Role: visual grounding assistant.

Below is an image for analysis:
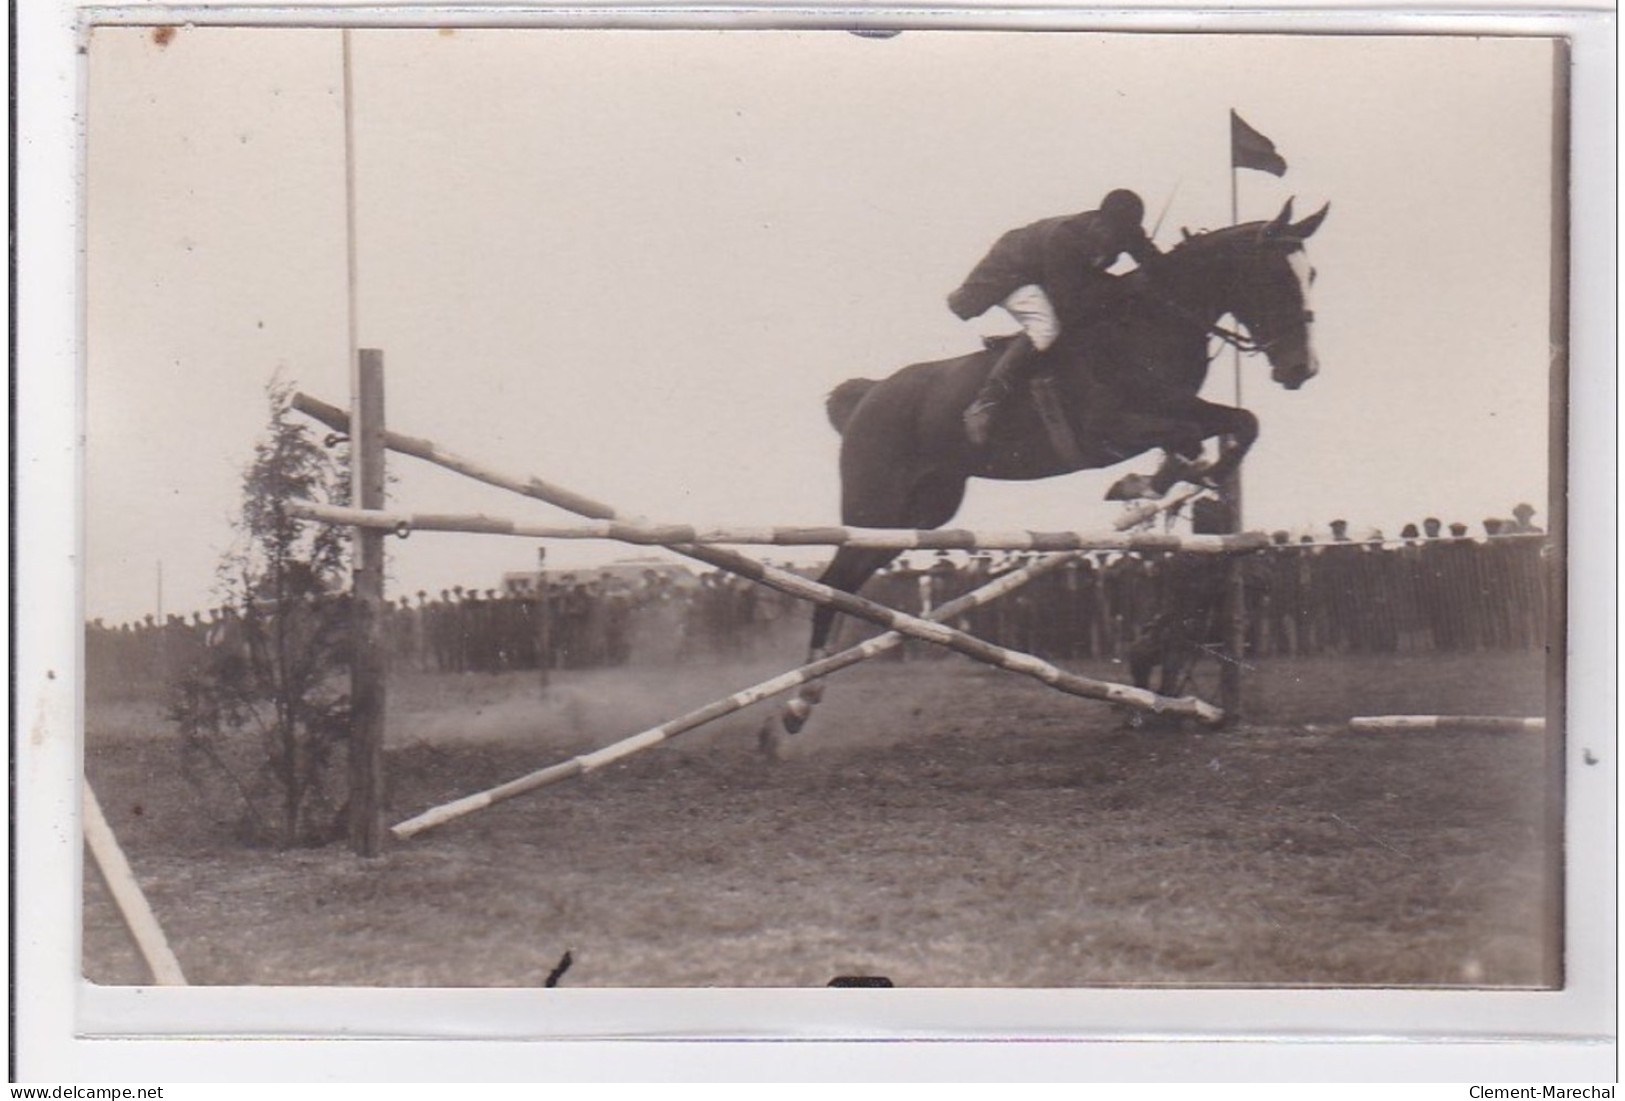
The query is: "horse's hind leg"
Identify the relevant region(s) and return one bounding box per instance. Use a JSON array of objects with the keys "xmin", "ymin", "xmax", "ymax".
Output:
[
  {"xmin": 770, "ymin": 471, "xmax": 968, "ymax": 743},
  {"xmin": 809, "ymin": 546, "xmax": 902, "ymax": 653},
  {"xmin": 772, "ymin": 546, "xmax": 899, "ymax": 738}
]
